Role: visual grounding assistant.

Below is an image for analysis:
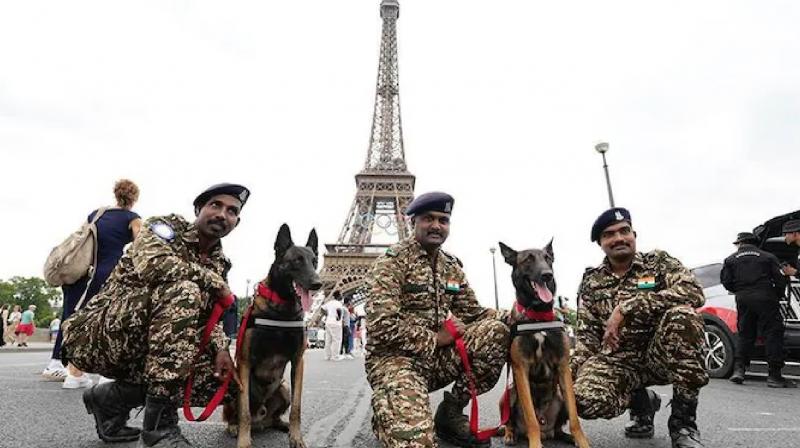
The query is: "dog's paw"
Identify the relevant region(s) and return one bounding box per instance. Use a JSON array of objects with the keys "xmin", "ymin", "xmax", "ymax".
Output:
[
  {"xmin": 288, "ymin": 433, "xmax": 306, "ymax": 448},
  {"xmin": 225, "ymin": 424, "xmax": 239, "ymax": 437},
  {"xmin": 236, "ymin": 435, "xmax": 253, "ymax": 448},
  {"xmin": 502, "ymin": 426, "xmax": 517, "ymax": 446}
]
